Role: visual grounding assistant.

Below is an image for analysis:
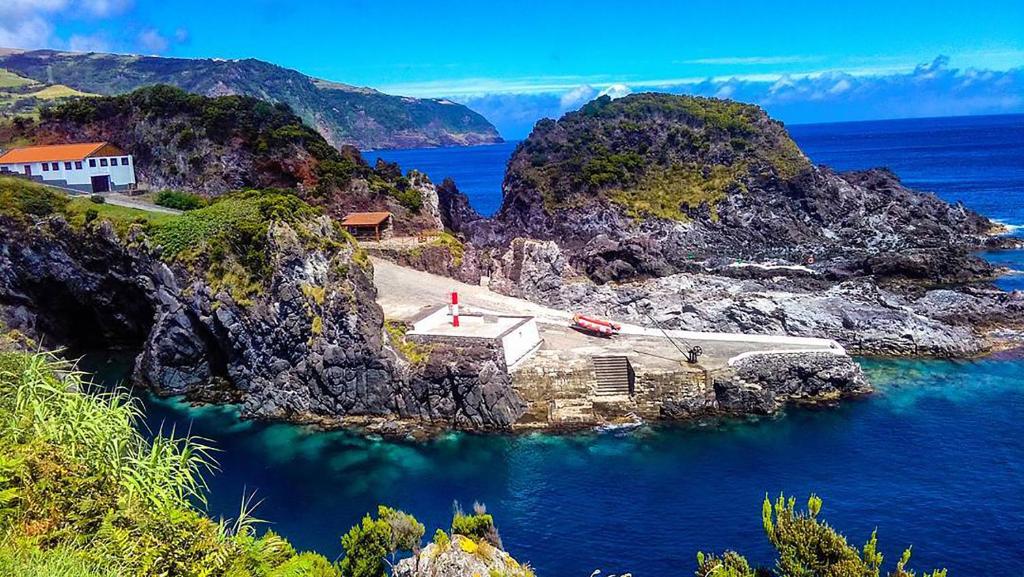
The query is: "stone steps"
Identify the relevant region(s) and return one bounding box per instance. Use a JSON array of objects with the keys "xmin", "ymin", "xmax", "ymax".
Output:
[{"xmin": 592, "ymin": 355, "xmax": 633, "ymax": 396}]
